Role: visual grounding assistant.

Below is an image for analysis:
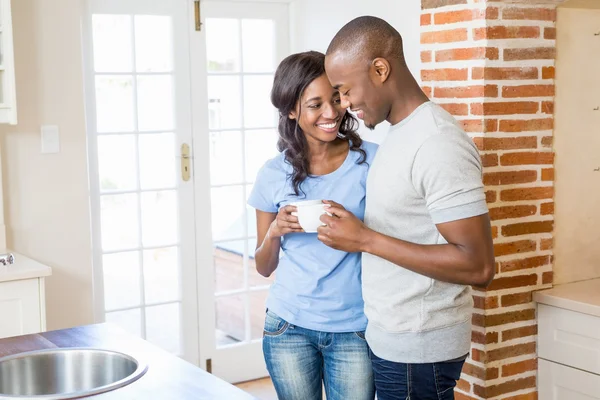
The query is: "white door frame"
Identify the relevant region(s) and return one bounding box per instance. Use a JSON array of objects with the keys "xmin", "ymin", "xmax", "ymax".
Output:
[
  {"xmin": 190, "ymin": 0, "xmax": 290, "ymax": 382},
  {"xmin": 83, "ymin": 0, "xmax": 200, "ymax": 365}
]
